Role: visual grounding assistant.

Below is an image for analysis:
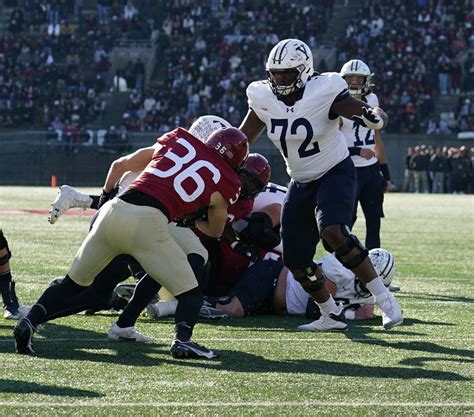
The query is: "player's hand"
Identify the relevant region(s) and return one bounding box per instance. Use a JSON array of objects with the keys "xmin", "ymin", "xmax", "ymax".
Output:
[
  {"xmin": 384, "ymin": 180, "xmax": 393, "ymax": 193},
  {"xmin": 98, "ymin": 189, "xmax": 113, "ymax": 209},
  {"xmin": 231, "ymin": 241, "xmax": 259, "ymax": 262},
  {"xmin": 359, "ymin": 148, "xmax": 375, "ymax": 160},
  {"xmin": 352, "ymin": 106, "xmax": 384, "ymax": 130}
]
